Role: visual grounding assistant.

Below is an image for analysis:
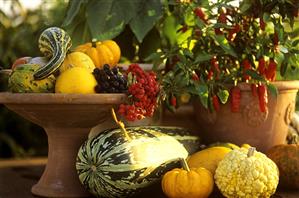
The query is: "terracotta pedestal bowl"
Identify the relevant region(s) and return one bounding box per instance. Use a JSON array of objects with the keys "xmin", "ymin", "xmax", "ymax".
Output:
[{"xmin": 0, "ymin": 93, "xmax": 126, "ymax": 197}]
